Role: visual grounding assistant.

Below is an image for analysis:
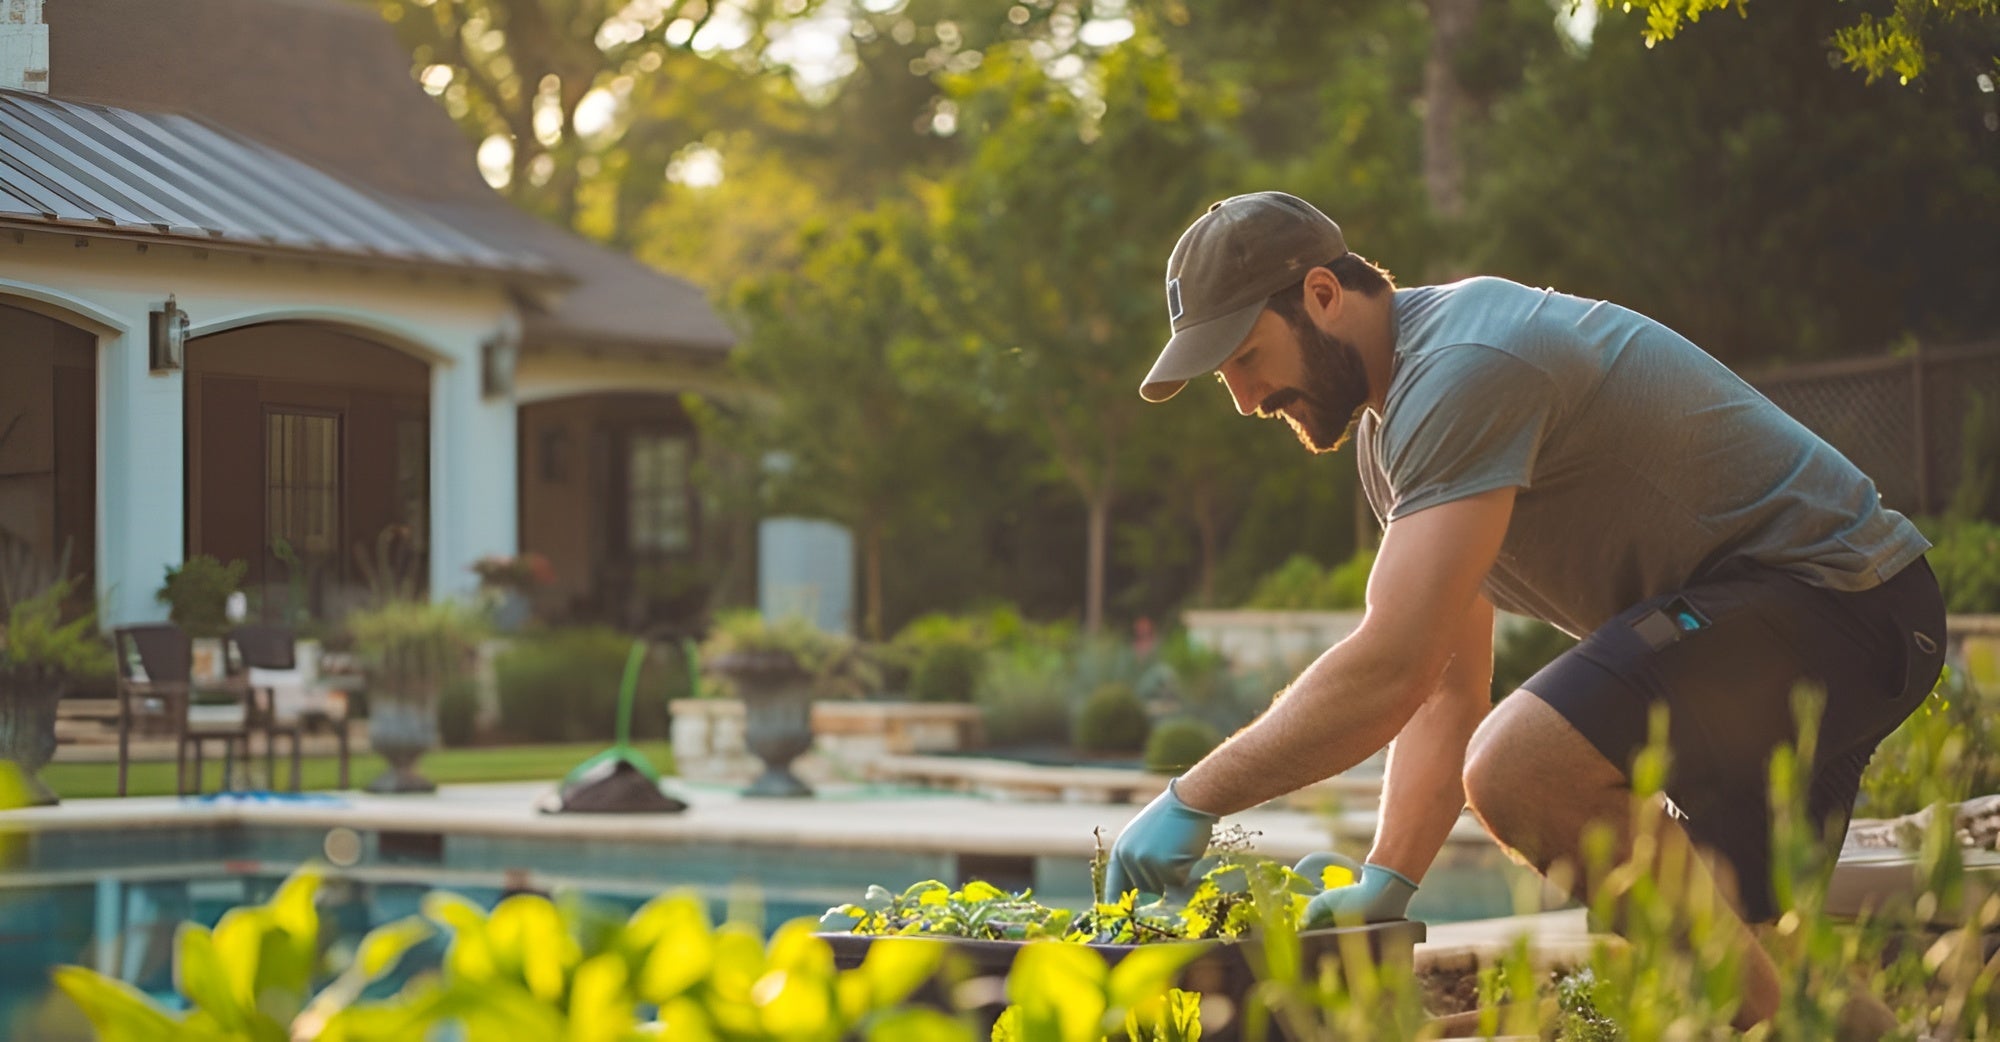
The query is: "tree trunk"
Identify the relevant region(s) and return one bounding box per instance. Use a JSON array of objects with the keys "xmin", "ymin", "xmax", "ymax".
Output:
[
  {"xmin": 1085, "ymin": 489, "xmax": 1111, "ymax": 636},
  {"xmin": 862, "ymin": 521, "xmax": 885, "ymax": 643},
  {"xmin": 1421, "ymin": 0, "xmax": 1481, "ymax": 222},
  {"xmin": 1191, "ymin": 486, "xmax": 1220, "ymax": 608}
]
